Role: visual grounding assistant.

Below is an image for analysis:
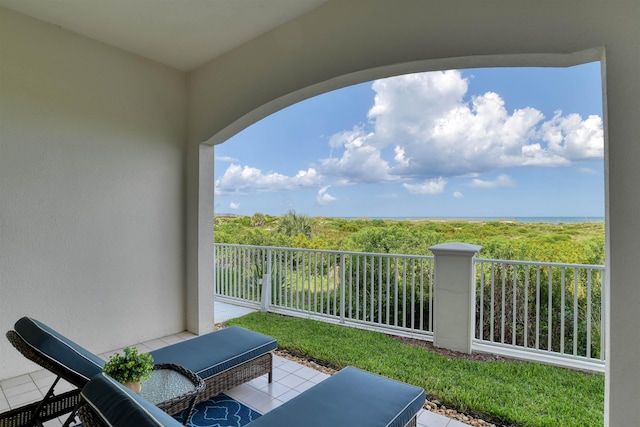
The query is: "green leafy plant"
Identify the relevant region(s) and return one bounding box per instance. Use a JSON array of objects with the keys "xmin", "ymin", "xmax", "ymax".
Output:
[{"xmin": 103, "ymin": 346, "xmax": 154, "ymax": 384}]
